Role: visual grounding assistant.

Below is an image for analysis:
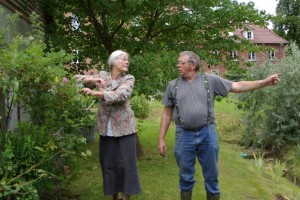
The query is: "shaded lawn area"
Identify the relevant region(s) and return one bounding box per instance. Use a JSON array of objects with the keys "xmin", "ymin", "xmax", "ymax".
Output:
[{"xmin": 63, "ymin": 100, "xmax": 300, "ymax": 200}]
